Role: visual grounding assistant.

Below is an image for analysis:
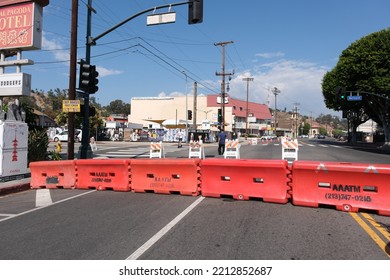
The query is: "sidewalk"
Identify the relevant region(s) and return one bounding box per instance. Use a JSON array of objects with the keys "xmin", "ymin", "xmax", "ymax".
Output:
[{"xmin": 0, "ymin": 176, "xmax": 31, "ymax": 196}]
